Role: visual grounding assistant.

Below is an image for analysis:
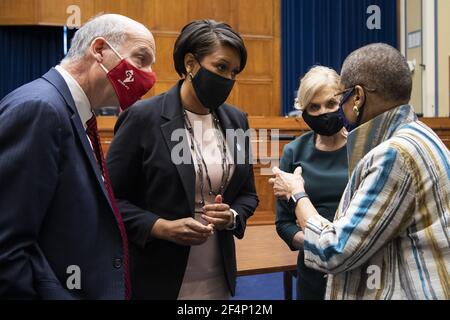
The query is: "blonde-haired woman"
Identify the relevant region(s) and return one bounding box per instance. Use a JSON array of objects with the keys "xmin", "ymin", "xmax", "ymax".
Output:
[{"xmin": 275, "ymin": 66, "xmax": 348, "ymax": 300}]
